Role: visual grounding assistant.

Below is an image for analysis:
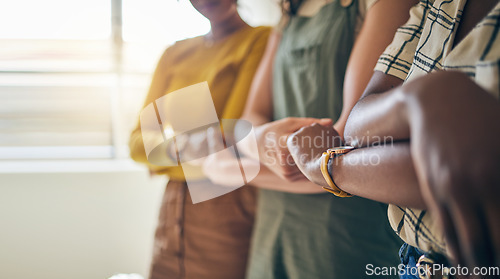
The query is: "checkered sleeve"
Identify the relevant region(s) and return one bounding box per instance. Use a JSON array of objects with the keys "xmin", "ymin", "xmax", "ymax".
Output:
[
  {"xmin": 374, "ymin": 0, "xmax": 433, "ymax": 80},
  {"xmin": 388, "ymin": 205, "xmax": 447, "ymax": 254}
]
